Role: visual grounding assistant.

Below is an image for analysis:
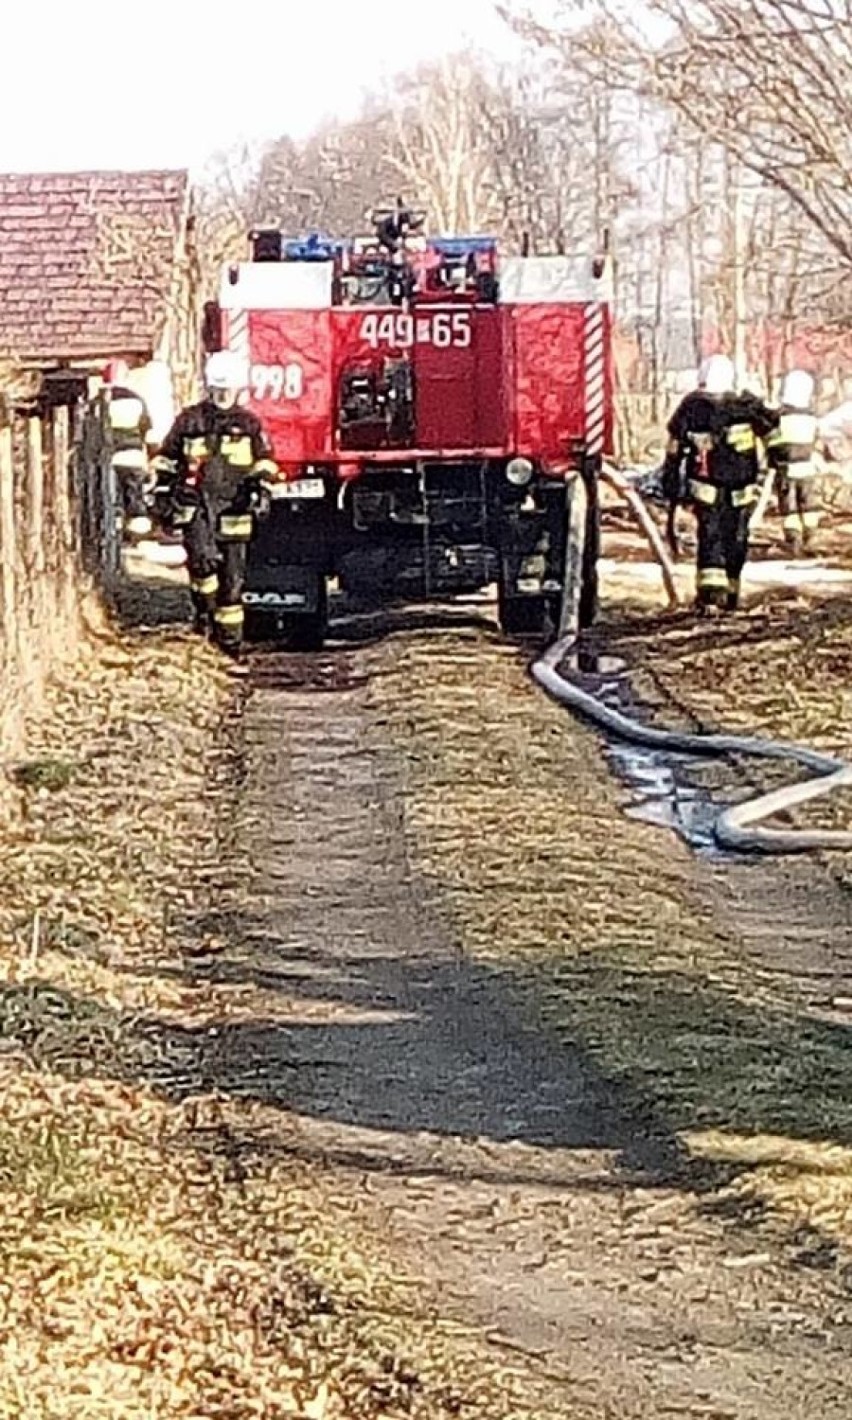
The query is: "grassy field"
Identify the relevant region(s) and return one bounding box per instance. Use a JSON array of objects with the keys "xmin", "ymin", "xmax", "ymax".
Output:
[
  {"xmin": 371, "ymin": 619, "xmax": 852, "ymax": 1257},
  {"xmin": 1, "ymin": 572, "xmax": 851, "ymax": 1414},
  {"xmin": 0, "ymin": 617, "xmax": 532, "ymax": 1419}
]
